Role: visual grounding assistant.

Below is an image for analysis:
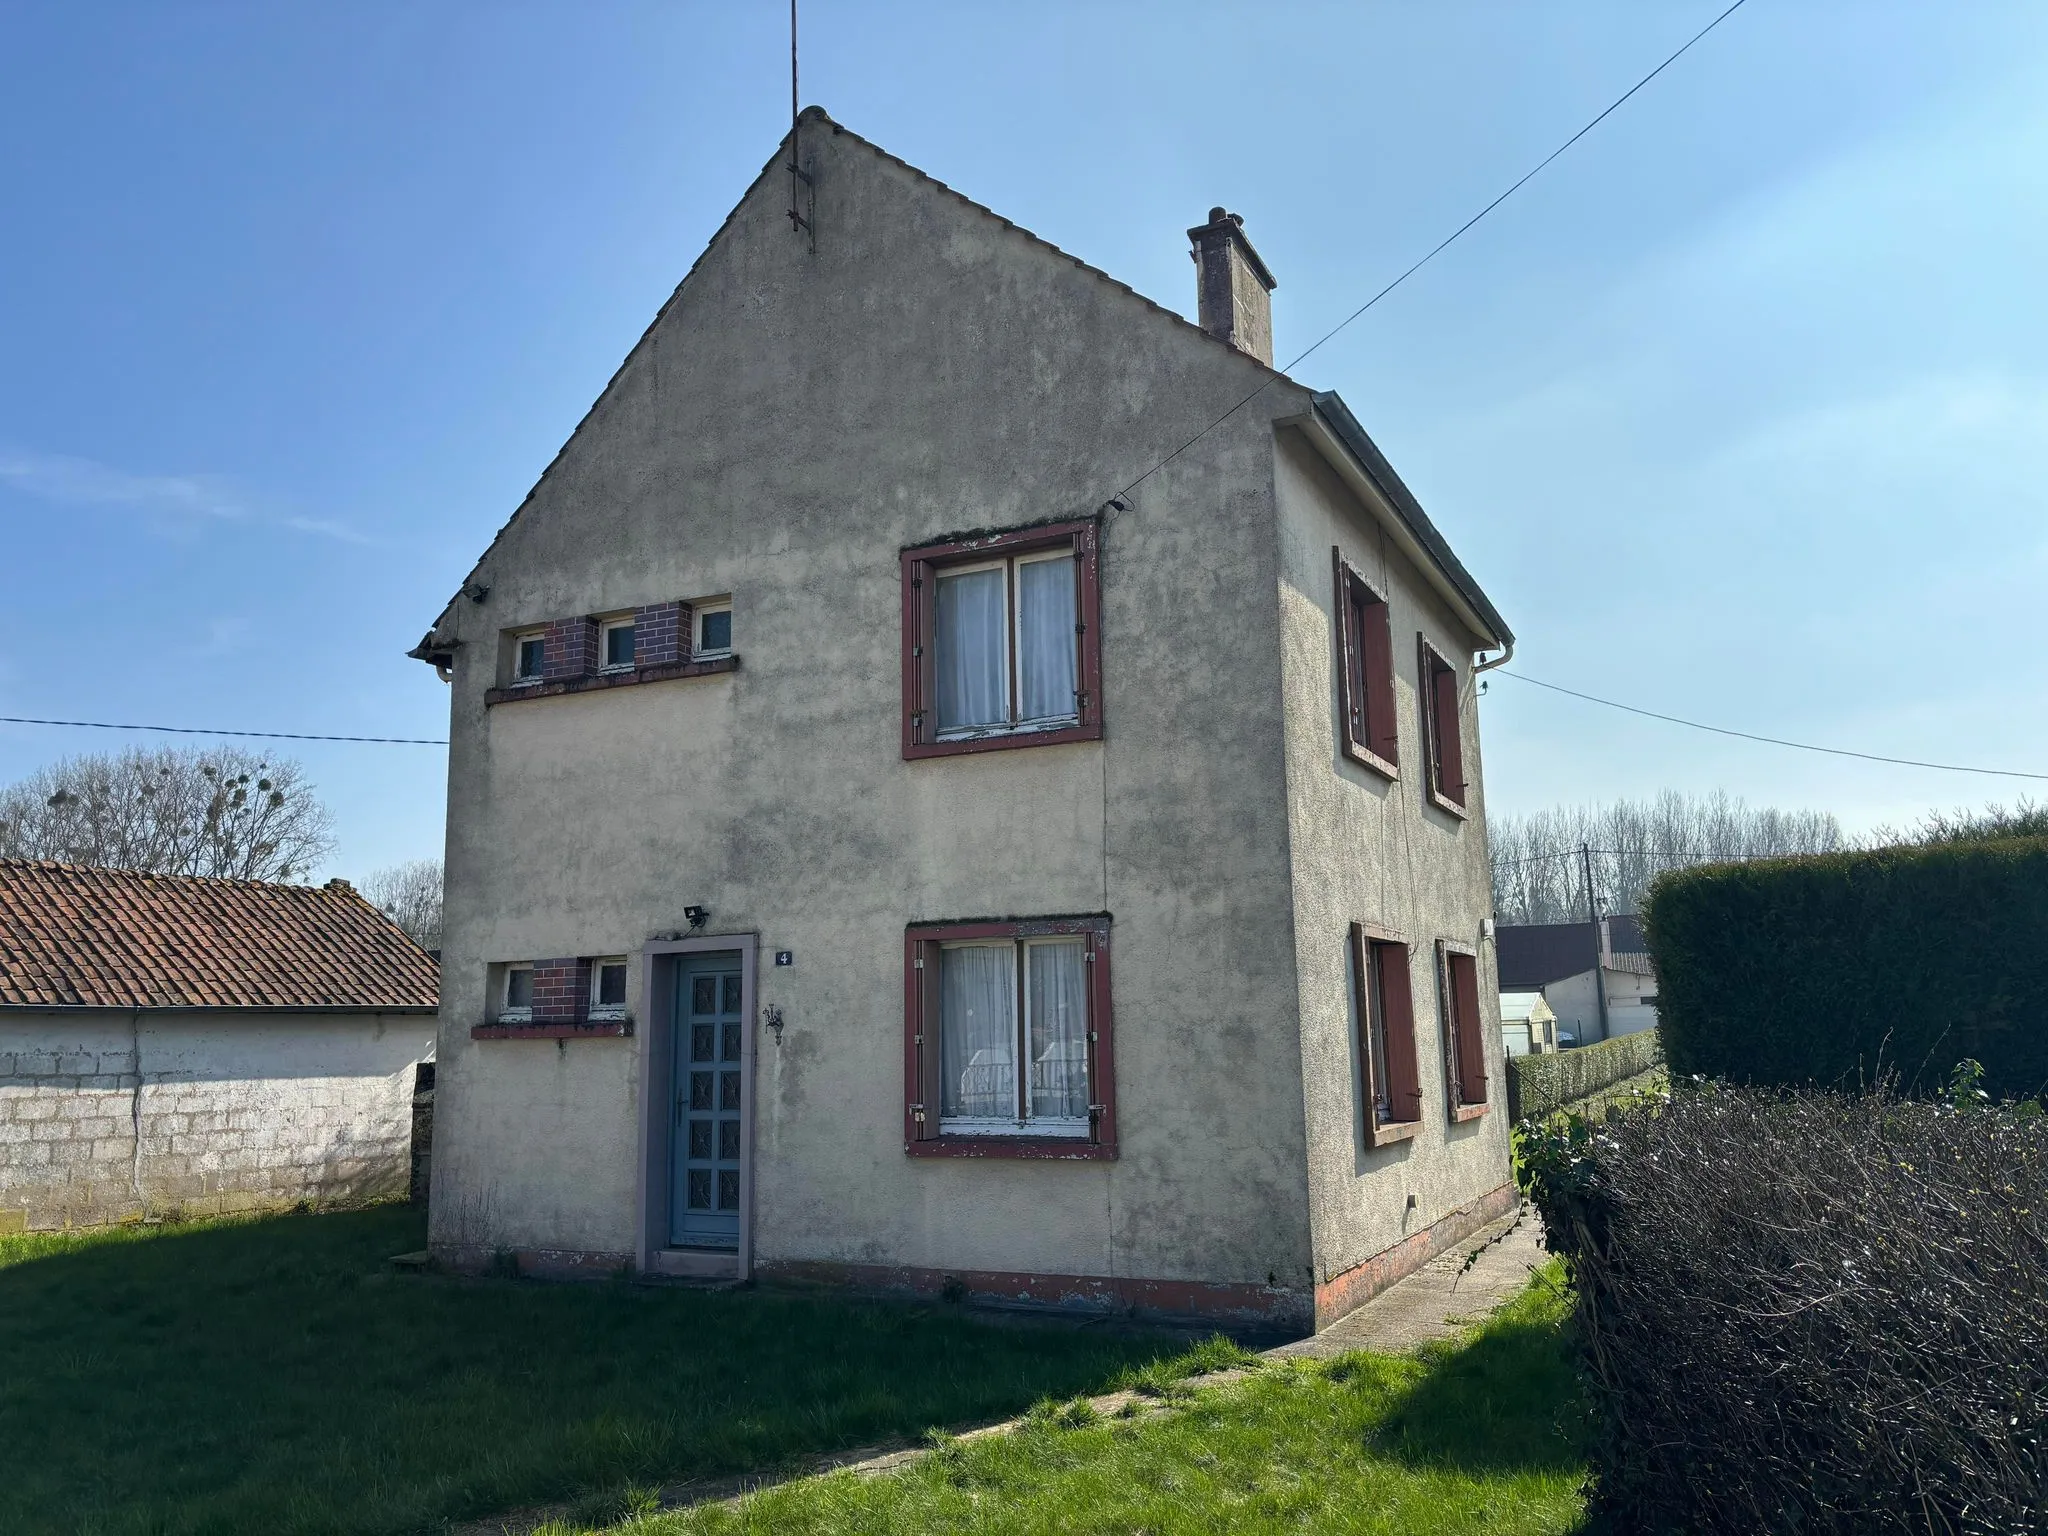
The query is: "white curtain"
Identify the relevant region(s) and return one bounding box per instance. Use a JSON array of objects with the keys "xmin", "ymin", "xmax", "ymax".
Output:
[
  {"xmin": 935, "ymin": 567, "xmax": 1007, "ymax": 732},
  {"xmin": 941, "ymin": 944, "xmax": 1015, "ymax": 1120},
  {"xmin": 1026, "ymin": 940, "xmax": 1089, "ymax": 1122},
  {"xmin": 1016, "ymin": 555, "xmax": 1078, "ymax": 724}
]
